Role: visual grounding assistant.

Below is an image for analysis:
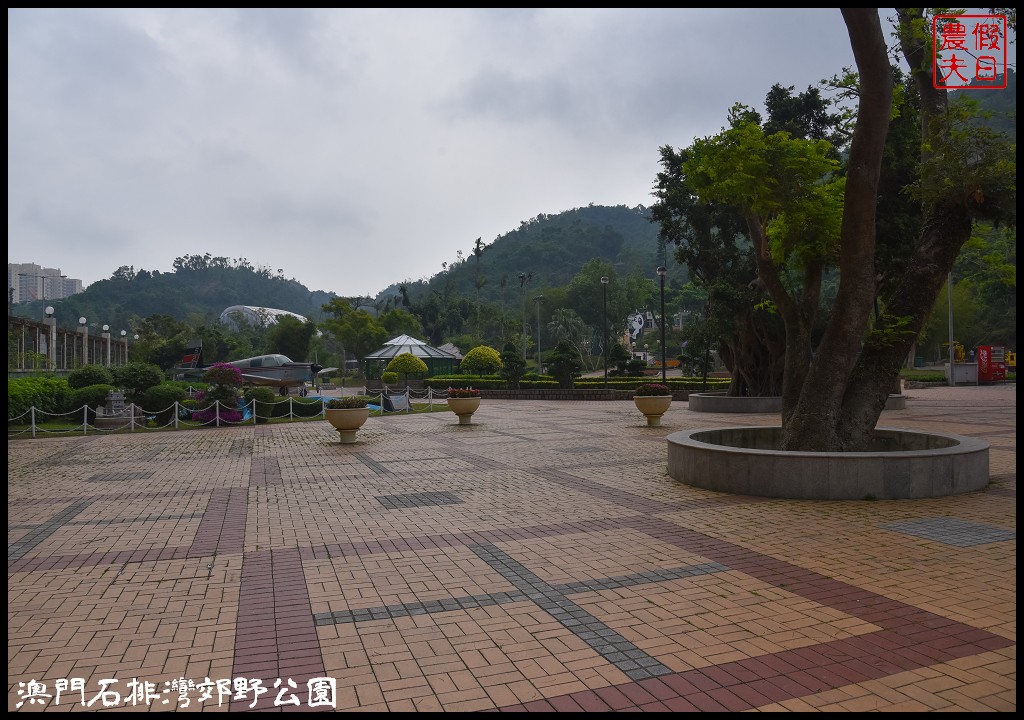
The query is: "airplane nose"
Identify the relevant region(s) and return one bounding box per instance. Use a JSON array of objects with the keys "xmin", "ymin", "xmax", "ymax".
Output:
[{"xmin": 312, "ymin": 363, "xmax": 323, "ymax": 376}]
